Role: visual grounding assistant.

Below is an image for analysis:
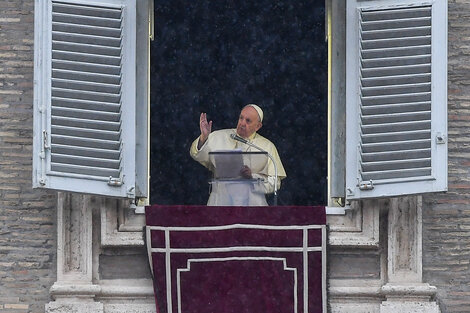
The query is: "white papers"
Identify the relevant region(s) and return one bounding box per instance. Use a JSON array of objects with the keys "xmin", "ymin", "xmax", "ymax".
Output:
[{"xmin": 209, "ymin": 150, "xmax": 269, "ymax": 179}]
